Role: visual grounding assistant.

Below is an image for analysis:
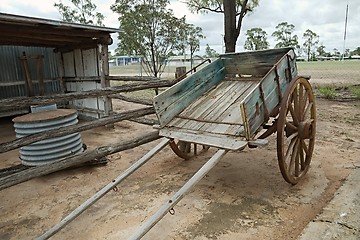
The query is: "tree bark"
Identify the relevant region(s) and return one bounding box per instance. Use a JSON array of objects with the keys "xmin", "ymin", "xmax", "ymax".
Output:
[
  {"xmin": 224, "ymin": 0, "xmax": 236, "ymax": 53},
  {"xmin": 0, "ymin": 107, "xmax": 155, "ymax": 153},
  {"xmin": 0, "ymin": 131, "xmax": 161, "ymax": 191}
]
